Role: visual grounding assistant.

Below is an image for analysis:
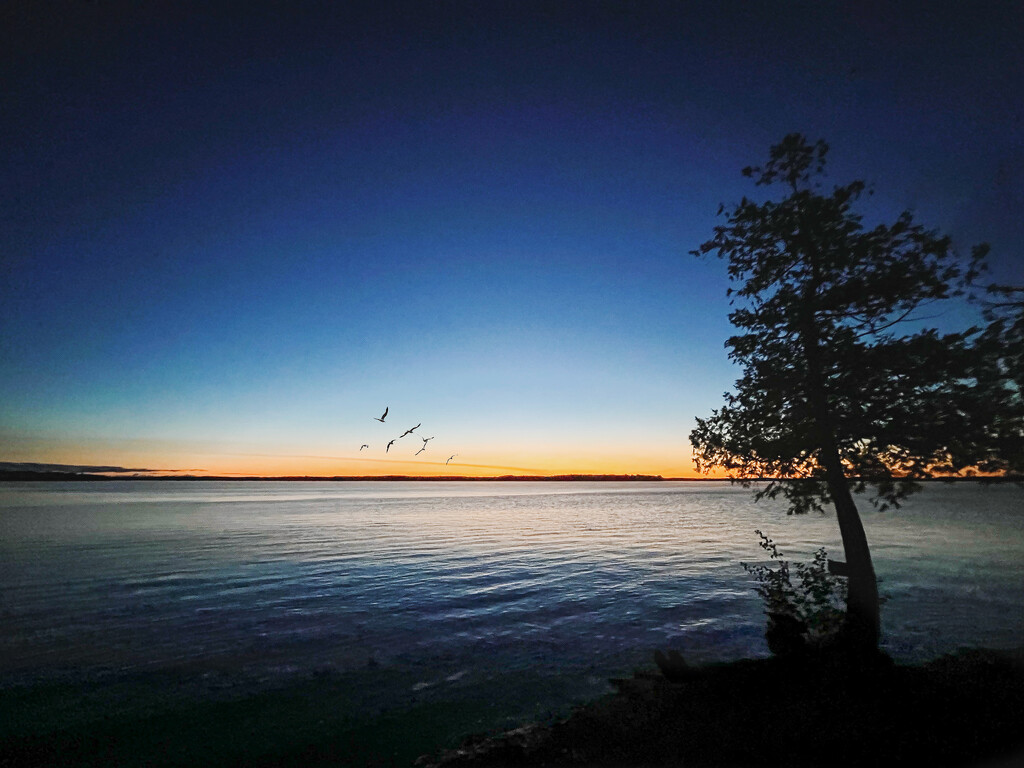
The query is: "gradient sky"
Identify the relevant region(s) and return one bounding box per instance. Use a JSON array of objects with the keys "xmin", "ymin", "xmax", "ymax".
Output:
[{"xmin": 2, "ymin": 1, "xmax": 1022, "ymax": 477}]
